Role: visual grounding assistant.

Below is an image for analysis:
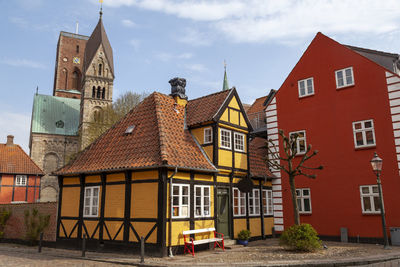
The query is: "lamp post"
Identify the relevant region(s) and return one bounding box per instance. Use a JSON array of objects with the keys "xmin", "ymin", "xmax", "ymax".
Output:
[{"xmin": 370, "ymin": 152, "xmax": 390, "ymax": 249}]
